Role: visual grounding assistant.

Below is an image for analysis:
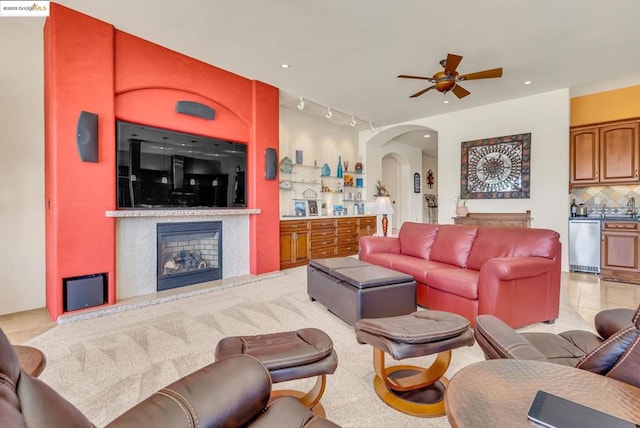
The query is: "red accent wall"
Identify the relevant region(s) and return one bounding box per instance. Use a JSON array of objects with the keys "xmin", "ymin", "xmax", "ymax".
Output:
[{"xmin": 44, "ymin": 3, "xmax": 280, "ymax": 321}]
